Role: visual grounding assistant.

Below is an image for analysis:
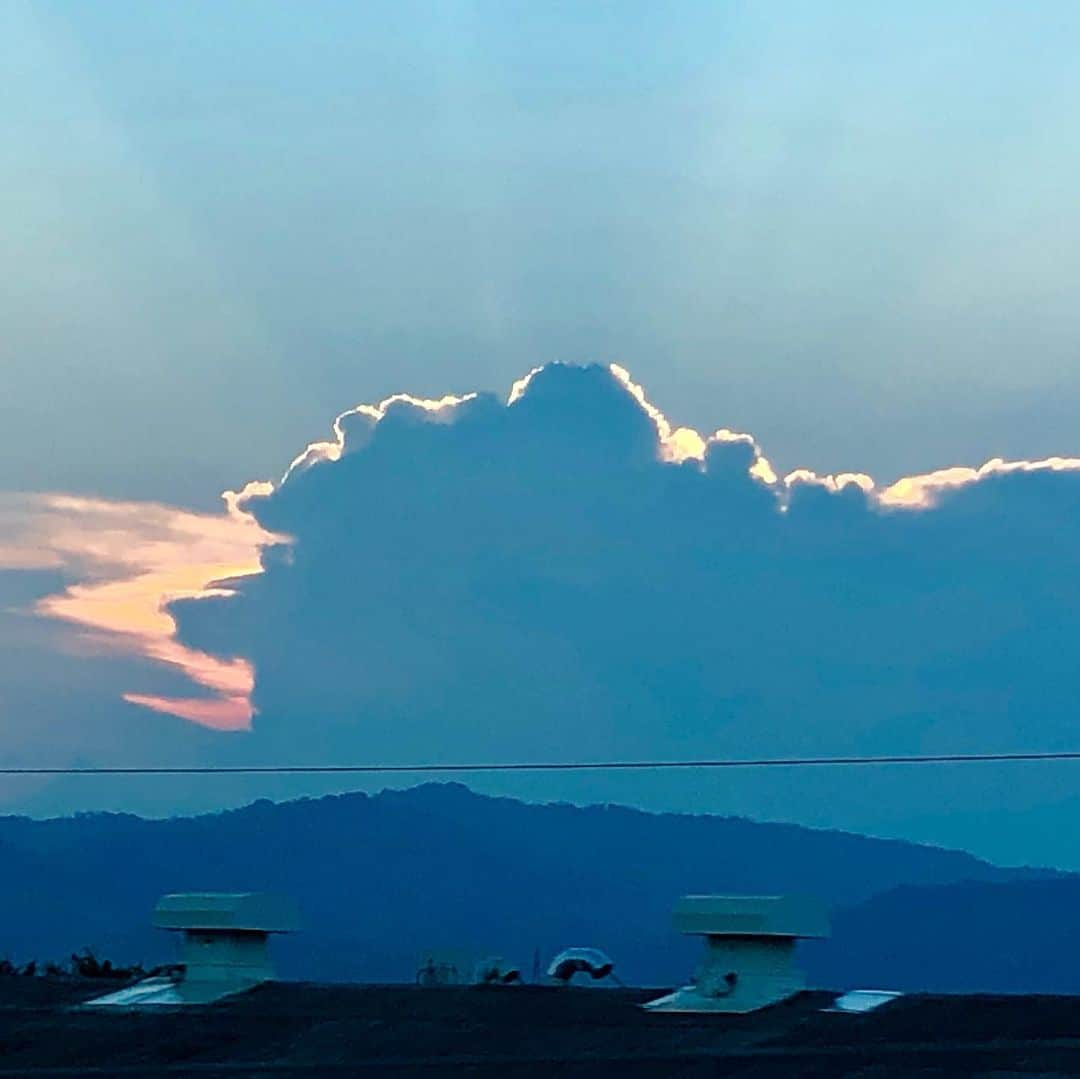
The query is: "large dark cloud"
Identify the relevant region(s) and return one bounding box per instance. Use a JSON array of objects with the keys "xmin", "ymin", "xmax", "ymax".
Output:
[{"xmin": 165, "ymin": 364, "xmax": 1080, "ymax": 862}]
